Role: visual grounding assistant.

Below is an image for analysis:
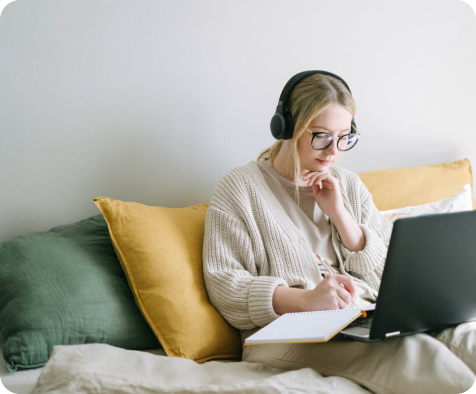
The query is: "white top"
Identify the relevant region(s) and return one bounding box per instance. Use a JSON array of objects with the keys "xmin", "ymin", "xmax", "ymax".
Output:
[
  {"xmin": 203, "ymin": 160, "xmax": 393, "ymax": 330},
  {"xmin": 256, "ymin": 158, "xmax": 339, "ymax": 275}
]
